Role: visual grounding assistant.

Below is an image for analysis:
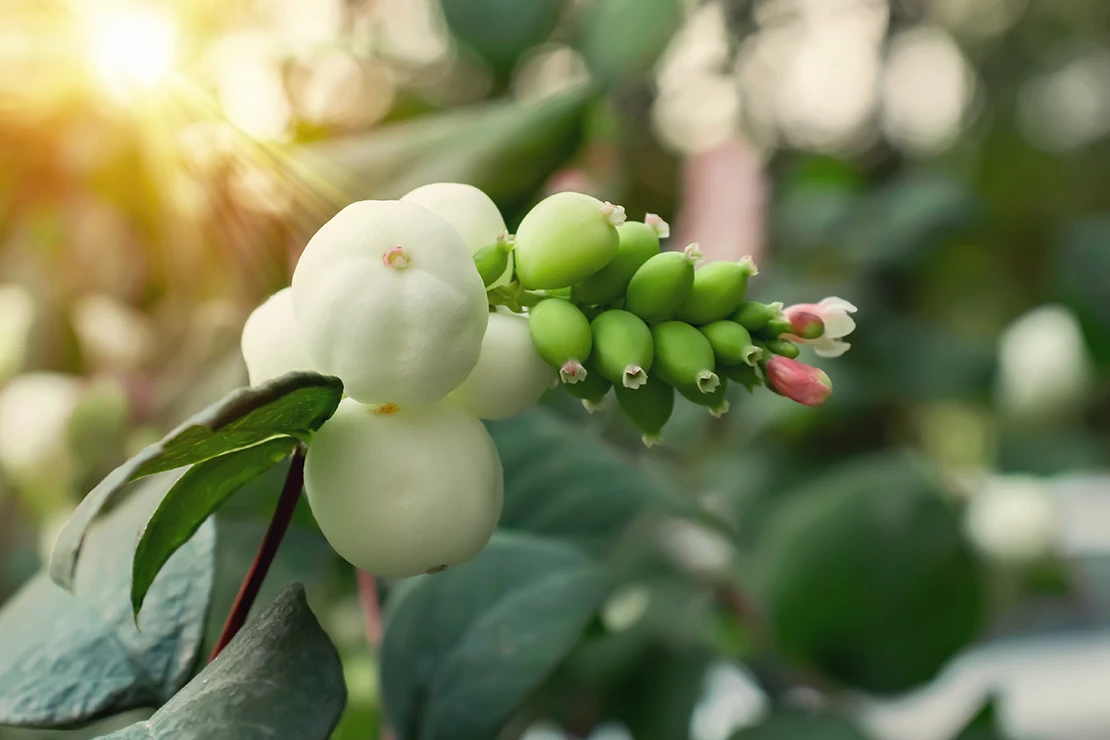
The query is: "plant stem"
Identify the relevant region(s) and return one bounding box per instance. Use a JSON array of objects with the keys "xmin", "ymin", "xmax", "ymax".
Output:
[
  {"xmin": 357, "ymin": 570, "xmax": 395, "ymax": 740},
  {"xmin": 208, "ymin": 444, "xmax": 307, "ymax": 662}
]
